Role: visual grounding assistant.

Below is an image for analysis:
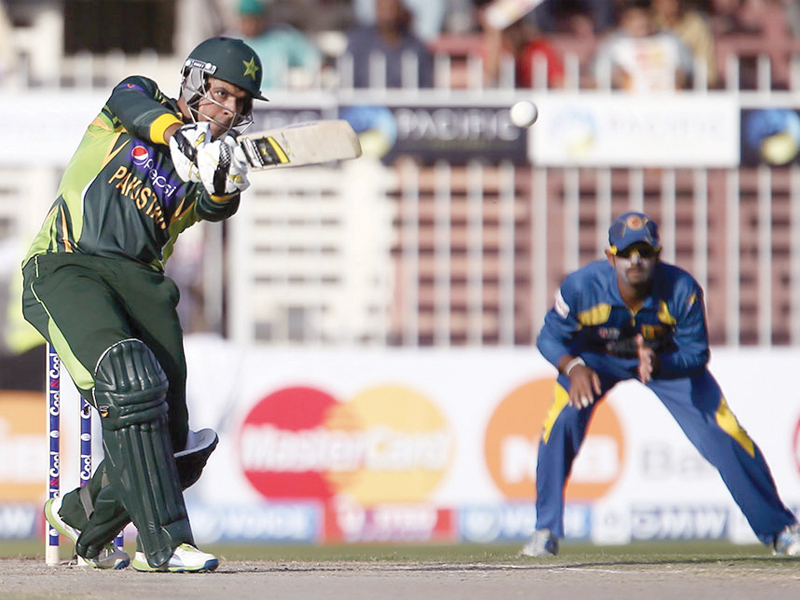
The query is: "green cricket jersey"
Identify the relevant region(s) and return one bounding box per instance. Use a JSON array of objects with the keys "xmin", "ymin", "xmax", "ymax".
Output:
[{"xmin": 24, "ymin": 75, "xmax": 240, "ymax": 272}]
